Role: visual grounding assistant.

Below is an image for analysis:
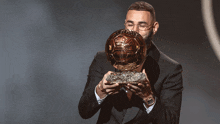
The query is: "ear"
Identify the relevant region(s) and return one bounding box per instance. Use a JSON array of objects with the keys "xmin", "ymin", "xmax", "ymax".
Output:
[{"xmin": 152, "ymin": 21, "xmax": 159, "ymax": 35}]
